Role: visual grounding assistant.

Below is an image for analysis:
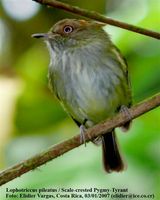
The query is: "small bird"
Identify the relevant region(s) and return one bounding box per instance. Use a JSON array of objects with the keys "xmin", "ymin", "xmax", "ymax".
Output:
[{"xmin": 32, "ymin": 18, "xmax": 132, "ymax": 173}]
